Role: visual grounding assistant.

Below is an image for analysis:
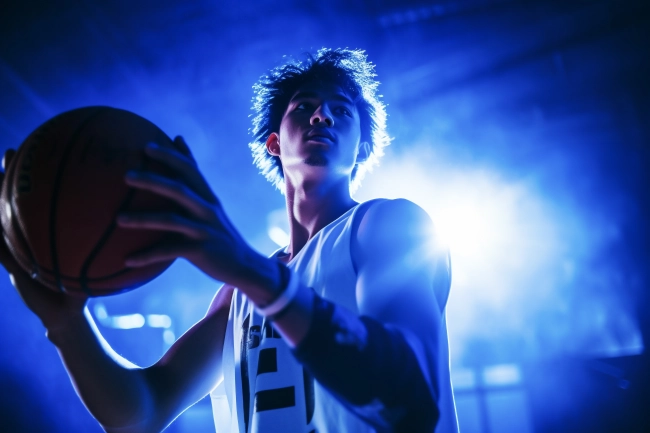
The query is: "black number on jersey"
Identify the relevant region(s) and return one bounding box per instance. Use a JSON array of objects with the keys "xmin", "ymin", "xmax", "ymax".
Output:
[{"xmin": 239, "ymin": 314, "xmax": 316, "ymax": 431}]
